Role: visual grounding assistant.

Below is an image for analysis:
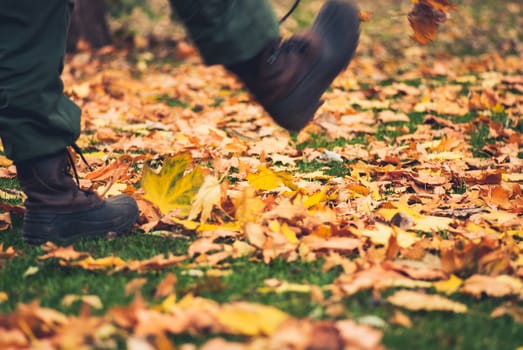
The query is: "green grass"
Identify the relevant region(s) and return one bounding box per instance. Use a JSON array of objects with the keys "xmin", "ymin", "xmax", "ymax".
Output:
[
  {"xmin": 297, "ymin": 160, "xmax": 351, "ymax": 177},
  {"xmin": 2, "ymin": 217, "xmax": 522, "ymax": 350}
]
